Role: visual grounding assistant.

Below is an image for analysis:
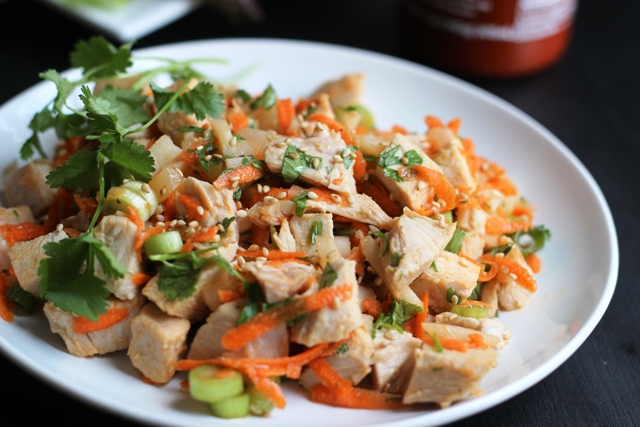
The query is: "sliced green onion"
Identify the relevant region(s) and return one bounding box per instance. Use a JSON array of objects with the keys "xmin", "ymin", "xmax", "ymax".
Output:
[
  {"xmin": 450, "ymin": 304, "xmax": 488, "ymax": 319},
  {"xmin": 432, "ymin": 333, "xmax": 443, "ymax": 353},
  {"xmin": 248, "ymin": 382, "xmax": 276, "ymax": 416},
  {"xmin": 188, "ymin": 365, "xmax": 244, "ymax": 403},
  {"xmin": 210, "ymin": 392, "xmax": 250, "ymax": 419},
  {"xmin": 143, "ymin": 230, "xmax": 183, "ymax": 256},
  {"xmin": 102, "ymin": 180, "xmax": 159, "ymax": 222},
  {"xmin": 5, "ymin": 284, "xmax": 38, "ymax": 314}
]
